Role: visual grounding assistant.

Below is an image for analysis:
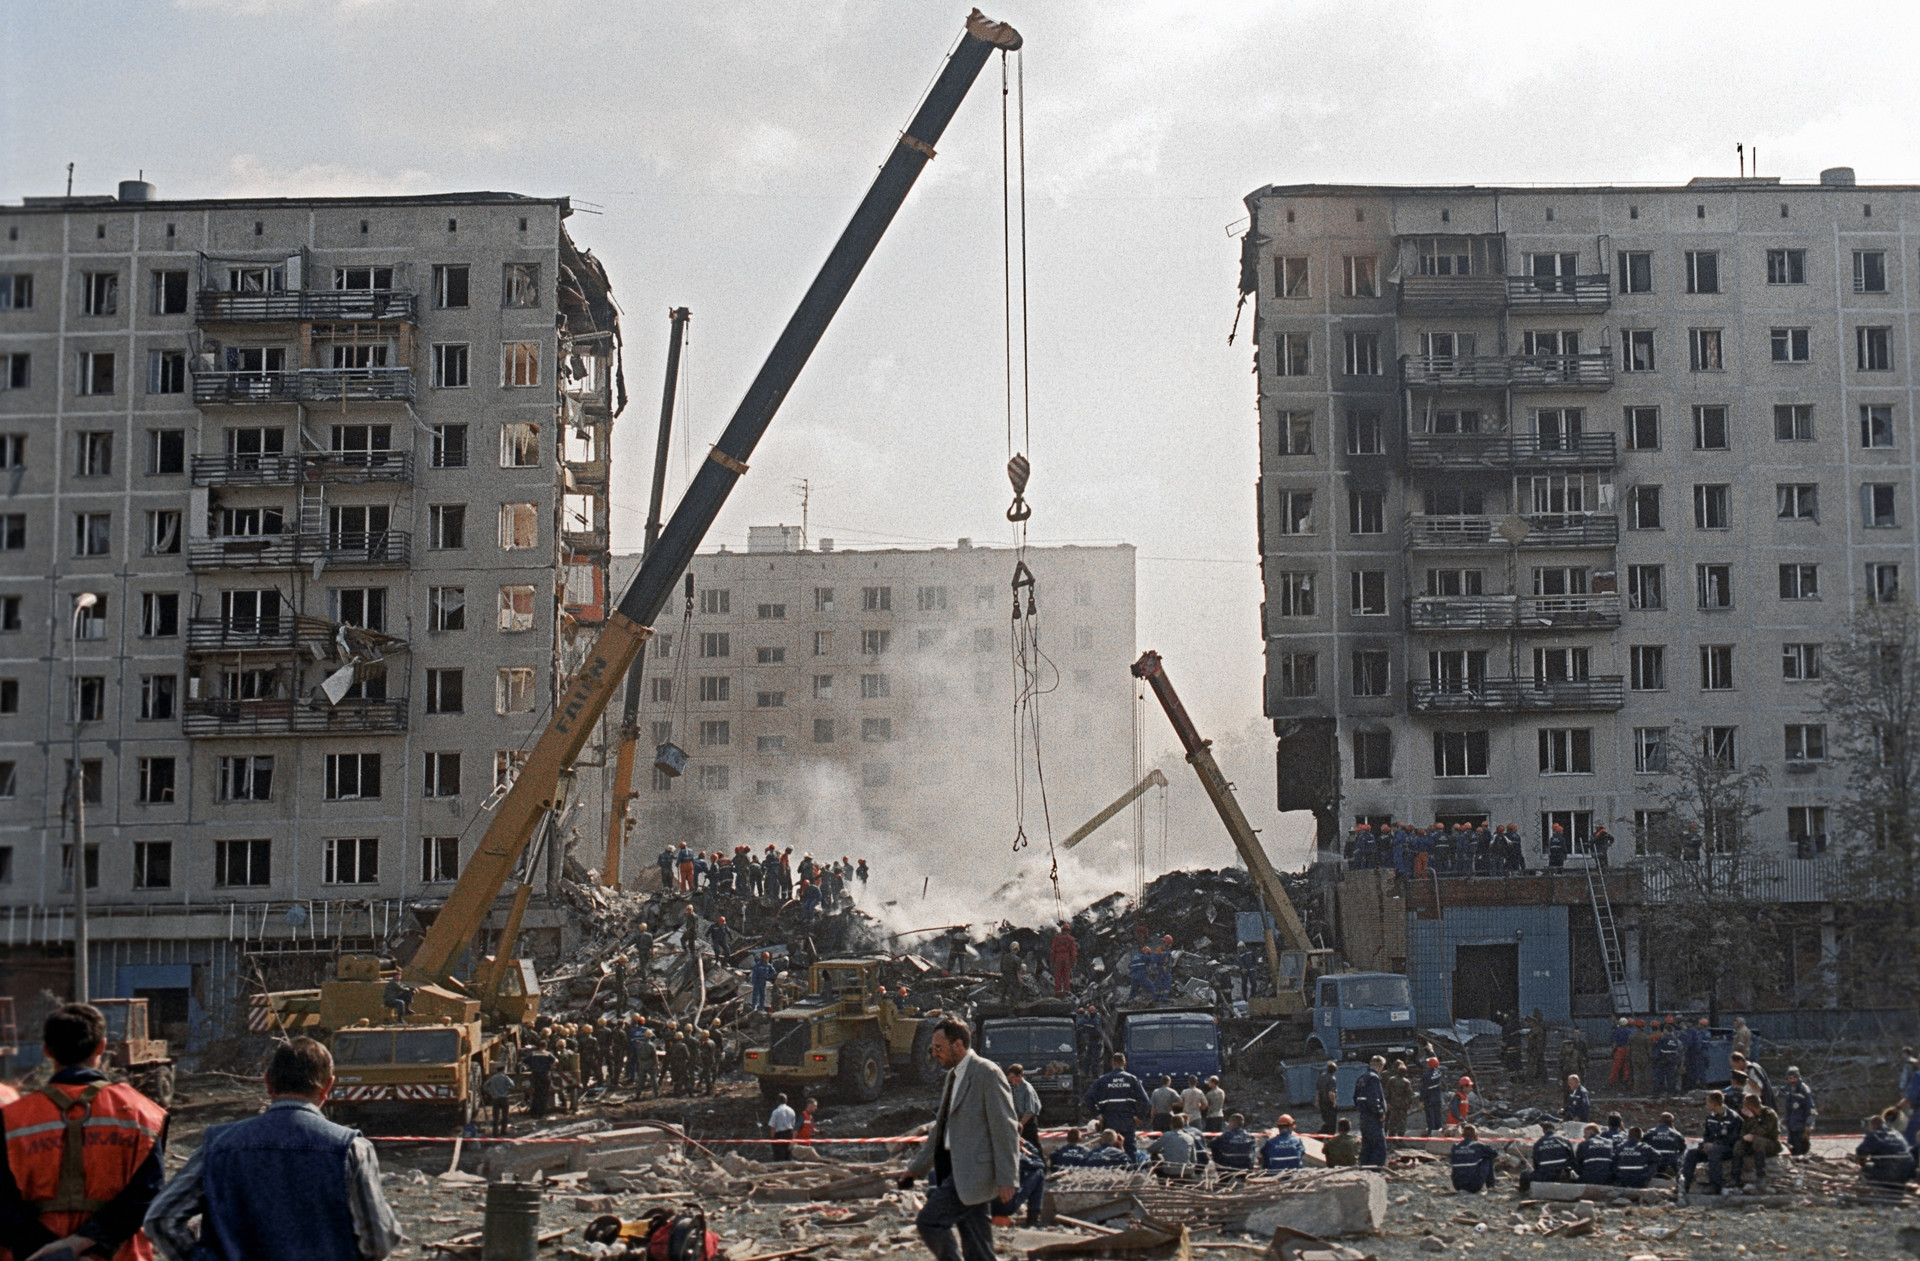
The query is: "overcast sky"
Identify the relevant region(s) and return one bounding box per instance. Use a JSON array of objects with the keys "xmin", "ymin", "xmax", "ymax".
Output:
[{"xmin": 8, "ymin": 0, "xmax": 1918, "ymax": 873}]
